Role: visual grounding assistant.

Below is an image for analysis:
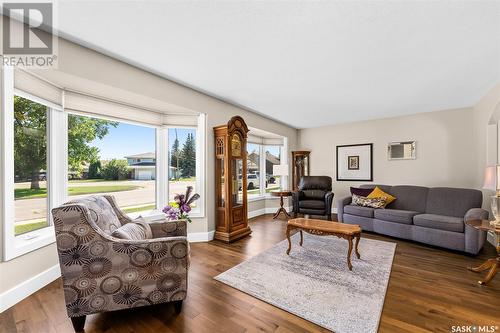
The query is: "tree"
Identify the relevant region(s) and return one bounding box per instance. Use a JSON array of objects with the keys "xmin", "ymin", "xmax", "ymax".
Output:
[
  {"xmin": 179, "ymin": 133, "xmax": 196, "ymax": 178},
  {"xmin": 87, "ymin": 160, "xmax": 102, "ymax": 179},
  {"xmin": 14, "ymin": 96, "xmax": 118, "ymax": 189},
  {"xmin": 68, "ymin": 114, "xmax": 118, "ymax": 175},
  {"xmin": 170, "ymin": 130, "xmax": 180, "ymax": 179},
  {"xmin": 101, "ymin": 159, "xmax": 129, "ymax": 180},
  {"xmin": 14, "ymin": 96, "xmax": 48, "ymax": 190}
]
